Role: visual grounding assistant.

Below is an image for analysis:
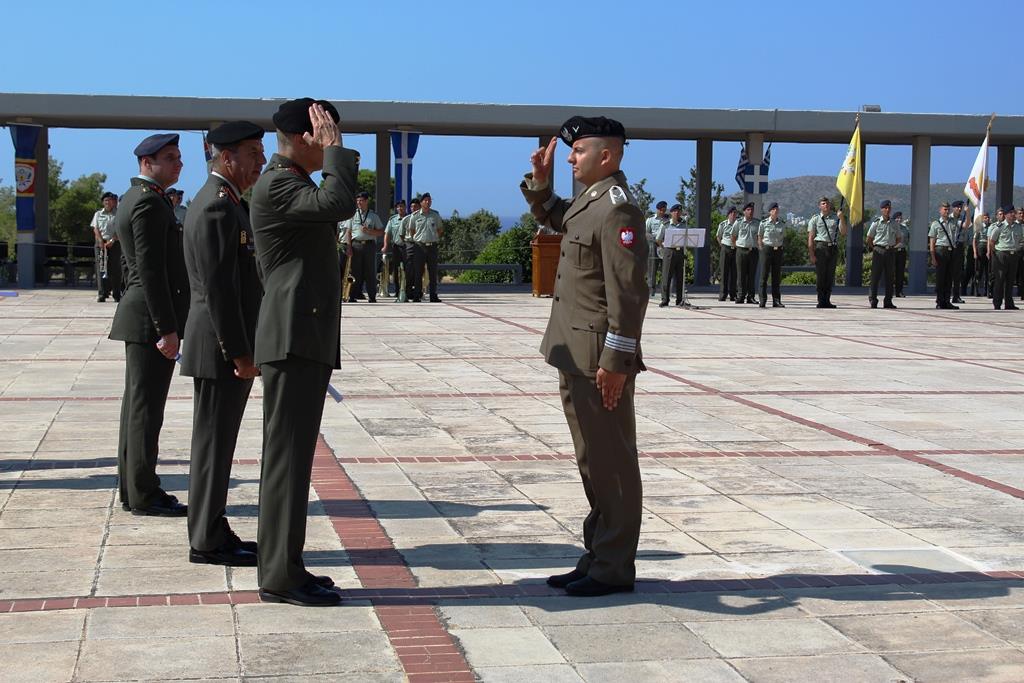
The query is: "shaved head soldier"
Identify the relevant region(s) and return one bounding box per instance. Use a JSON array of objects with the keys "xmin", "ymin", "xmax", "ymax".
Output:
[{"xmin": 522, "ymin": 116, "xmax": 649, "ymax": 597}]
